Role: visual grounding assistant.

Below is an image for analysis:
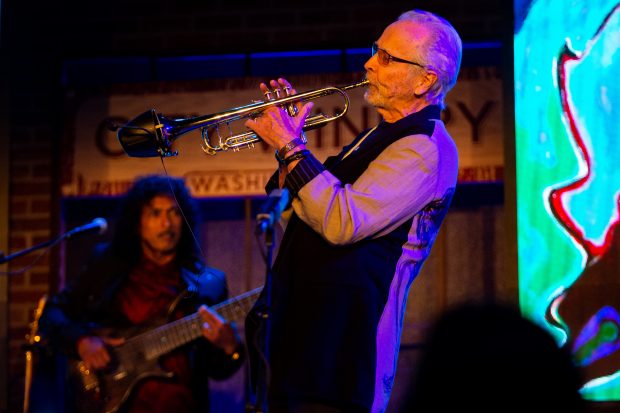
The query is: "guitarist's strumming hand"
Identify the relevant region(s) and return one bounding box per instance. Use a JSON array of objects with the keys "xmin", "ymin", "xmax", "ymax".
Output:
[
  {"xmin": 198, "ymin": 305, "xmax": 239, "ymax": 356},
  {"xmin": 76, "ymin": 336, "xmax": 125, "ymax": 370}
]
